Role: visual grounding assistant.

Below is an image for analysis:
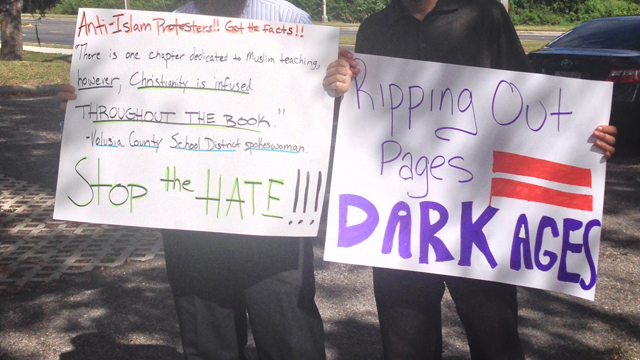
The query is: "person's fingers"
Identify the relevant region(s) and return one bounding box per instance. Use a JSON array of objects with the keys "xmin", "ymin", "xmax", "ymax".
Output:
[
  {"xmin": 594, "ymin": 138, "xmax": 616, "ymax": 159},
  {"xmin": 58, "ymin": 84, "xmax": 76, "ymax": 93},
  {"xmin": 324, "ymin": 58, "xmax": 353, "ymax": 91},
  {"xmin": 324, "ymin": 53, "xmax": 358, "ymax": 97},
  {"xmin": 56, "ymin": 91, "xmax": 77, "ymax": 102},
  {"xmin": 323, "ymin": 70, "xmax": 350, "ymax": 86},
  {"xmin": 323, "ymin": 72, "xmax": 352, "ymax": 97},
  {"xmin": 57, "ymin": 92, "xmax": 77, "ymax": 110},
  {"xmin": 323, "ymin": 74, "xmax": 351, "ymax": 92},
  {"xmin": 337, "ymin": 48, "xmax": 360, "ymax": 77},
  {"xmin": 56, "ymin": 84, "xmax": 77, "ymax": 110},
  {"xmin": 350, "ymin": 65, "xmax": 361, "ymax": 77},
  {"xmin": 595, "ymin": 125, "xmax": 618, "ymax": 140},
  {"xmin": 594, "ymin": 131, "xmax": 617, "ymax": 148},
  {"xmin": 593, "ymin": 126, "xmax": 617, "ymax": 152},
  {"xmin": 593, "ymin": 126, "xmax": 617, "ymax": 159},
  {"xmin": 338, "ymin": 47, "xmax": 353, "ymax": 59},
  {"xmin": 326, "ymin": 58, "xmax": 351, "ymax": 75}
]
